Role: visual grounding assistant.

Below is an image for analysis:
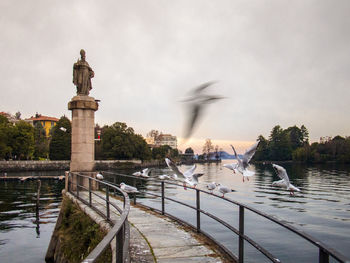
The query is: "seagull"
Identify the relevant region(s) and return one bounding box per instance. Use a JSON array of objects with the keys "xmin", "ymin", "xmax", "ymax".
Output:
[
  {"xmin": 19, "ymin": 176, "xmax": 31, "ymax": 182},
  {"xmin": 217, "ymin": 184, "xmax": 234, "ymax": 197},
  {"xmin": 165, "ymin": 158, "xmax": 203, "ymax": 188},
  {"xmin": 230, "ymin": 141, "xmax": 259, "ymax": 182},
  {"xmin": 182, "ymin": 81, "xmax": 225, "ymax": 140},
  {"xmin": 206, "ymin": 182, "xmax": 217, "ymax": 193},
  {"xmin": 223, "ymin": 163, "xmax": 238, "ymax": 174},
  {"xmin": 159, "ymin": 174, "xmax": 170, "ymax": 180},
  {"xmin": 272, "ymin": 164, "xmax": 300, "ymax": 196},
  {"xmin": 96, "ymin": 172, "xmax": 104, "ymax": 180},
  {"xmin": 120, "ymin": 182, "xmax": 139, "ymax": 193},
  {"xmin": 133, "ymin": 168, "xmax": 152, "ymax": 178}
]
